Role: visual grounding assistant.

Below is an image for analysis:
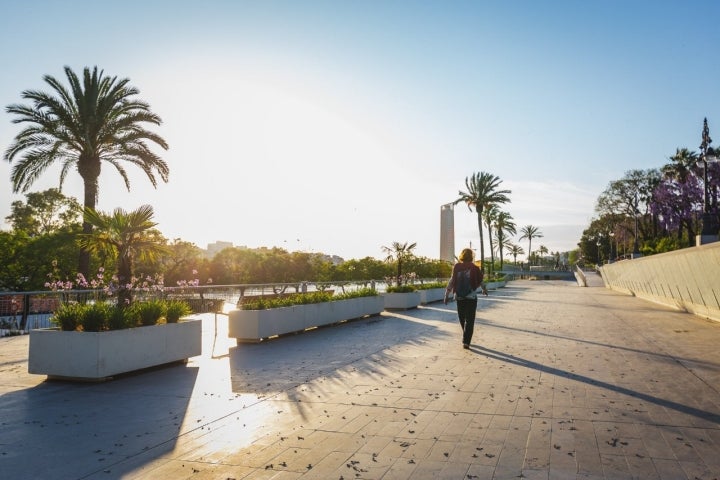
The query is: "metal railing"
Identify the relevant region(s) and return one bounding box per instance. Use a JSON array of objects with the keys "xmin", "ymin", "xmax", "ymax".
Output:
[{"xmin": 0, "ymin": 278, "xmax": 448, "ymax": 336}]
